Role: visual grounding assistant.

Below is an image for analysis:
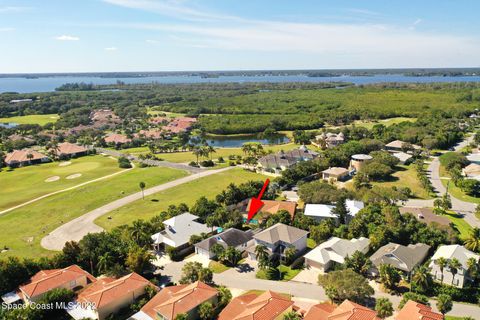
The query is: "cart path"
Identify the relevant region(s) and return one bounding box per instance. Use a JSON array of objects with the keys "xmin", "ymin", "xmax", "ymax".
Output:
[{"xmin": 41, "ymin": 166, "xmax": 234, "ymax": 251}]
